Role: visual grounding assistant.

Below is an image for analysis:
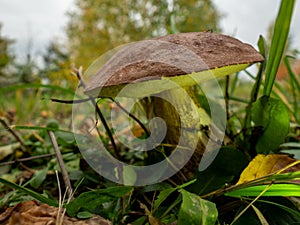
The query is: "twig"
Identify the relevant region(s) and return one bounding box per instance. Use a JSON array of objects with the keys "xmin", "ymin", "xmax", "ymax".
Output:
[
  {"xmin": 55, "ymin": 170, "xmax": 63, "ymax": 225},
  {"xmin": 48, "ymin": 130, "xmax": 73, "ymax": 199},
  {"xmin": 108, "ymin": 98, "xmax": 150, "ymax": 137},
  {"xmin": 72, "ymin": 65, "xmax": 123, "ymax": 183},
  {"xmin": 49, "ymin": 98, "xmax": 91, "ymax": 104},
  {"xmin": 0, "ymin": 116, "xmax": 27, "ymax": 151},
  {"xmin": 242, "ymin": 41, "xmax": 266, "ymax": 139},
  {"xmin": 225, "ymin": 76, "xmax": 230, "ymax": 122},
  {"xmin": 72, "ymin": 65, "xmax": 85, "ymax": 89},
  {"xmin": 0, "ymin": 153, "xmax": 55, "ymax": 166},
  {"xmin": 72, "ymin": 66, "xmax": 120, "ymax": 159}
]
